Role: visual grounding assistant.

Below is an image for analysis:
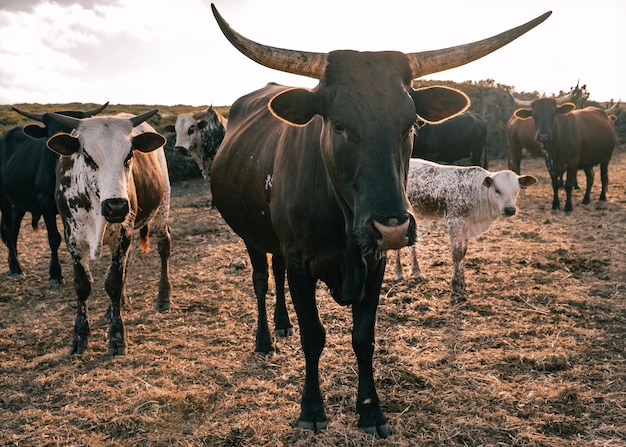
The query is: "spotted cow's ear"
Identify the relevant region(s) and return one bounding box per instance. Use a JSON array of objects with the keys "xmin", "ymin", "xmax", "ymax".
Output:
[
  {"xmin": 132, "ymin": 132, "xmax": 166, "ymax": 153},
  {"xmin": 482, "ymin": 176, "xmax": 494, "ymax": 187},
  {"xmin": 518, "ymin": 175, "xmax": 538, "ymax": 188},
  {"xmin": 47, "ymin": 133, "xmax": 80, "ymax": 156},
  {"xmin": 164, "ymin": 124, "xmax": 176, "ymax": 132}
]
